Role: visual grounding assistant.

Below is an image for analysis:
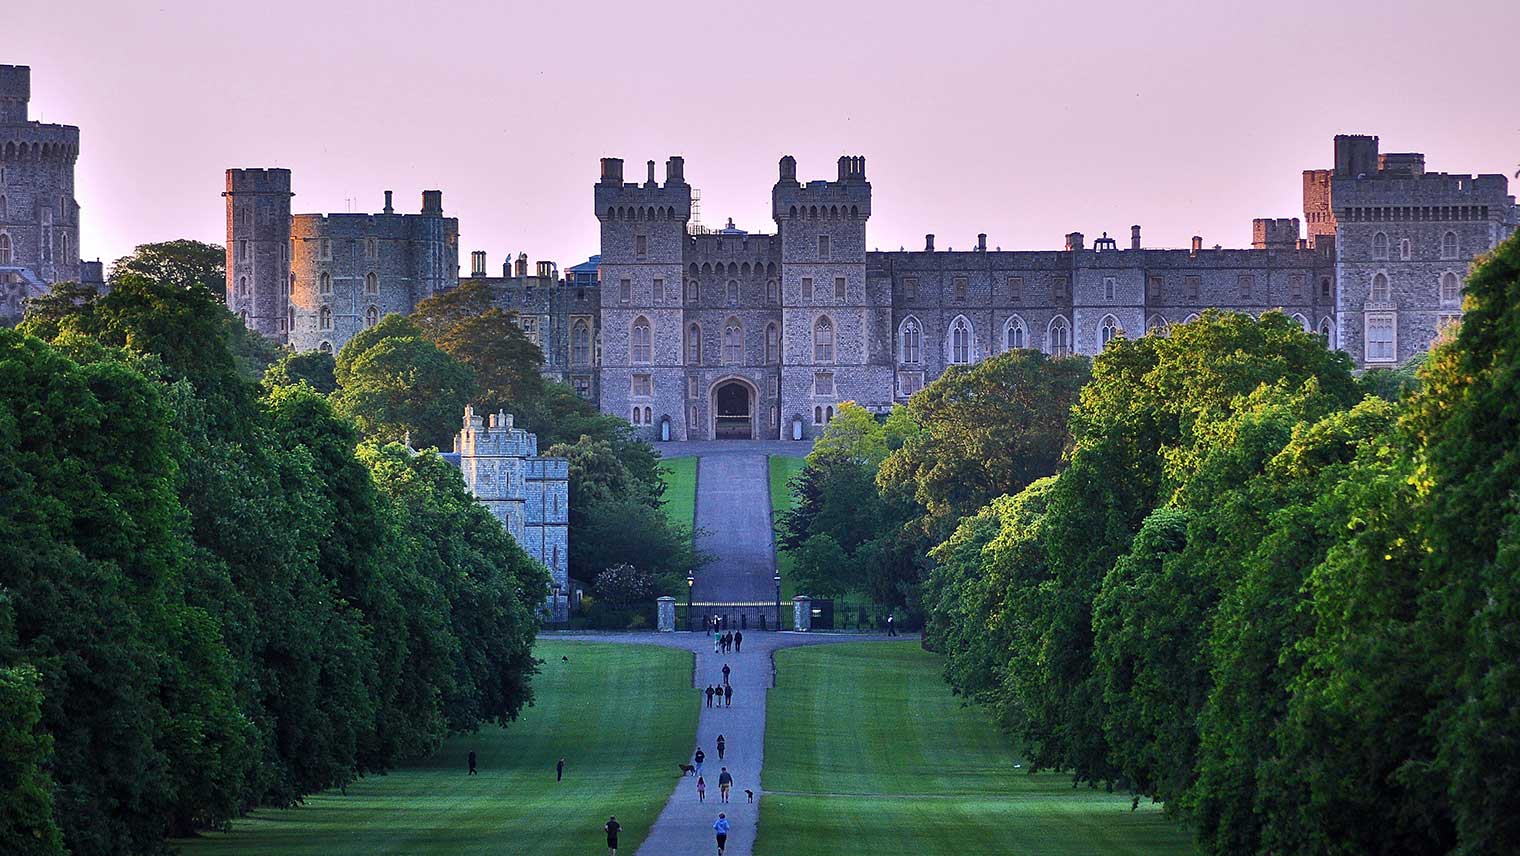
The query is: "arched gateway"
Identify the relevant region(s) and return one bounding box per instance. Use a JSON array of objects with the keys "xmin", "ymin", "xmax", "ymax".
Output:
[{"xmin": 712, "ymin": 378, "xmax": 756, "ymax": 440}]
